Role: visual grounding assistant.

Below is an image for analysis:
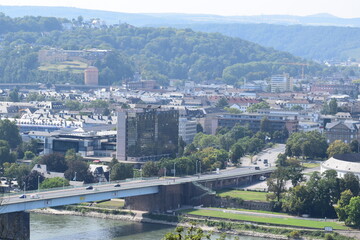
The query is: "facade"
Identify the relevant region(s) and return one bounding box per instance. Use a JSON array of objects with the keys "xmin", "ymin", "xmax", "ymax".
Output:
[
  {"xmin": 179, "ymin": 117, "xmax": 197, "ymax": 144},
  {"xmin": 207, "ymin": 113, "xmax": 298, "ymax": 135},
  {"xmin": 321, "ymin": 154, "xmax": 360, "ymax": 179},
  {"xmin": 270, "ymin": 74, "xmax": 293, "ymax": 93},
  {"xmin": 44, "ymin": 130, "xmax": 116, "ymax": 157},
  {"xmin": 324, "ymin": 121, "xmax": 360, "ymax": 144},
  {"xmin": 84, "ymin": 66, "xmax": 99, "ymax": 85},
  {"xmin": 116, "ymin": 108, "xmax": 179, "ymax": 162}
]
